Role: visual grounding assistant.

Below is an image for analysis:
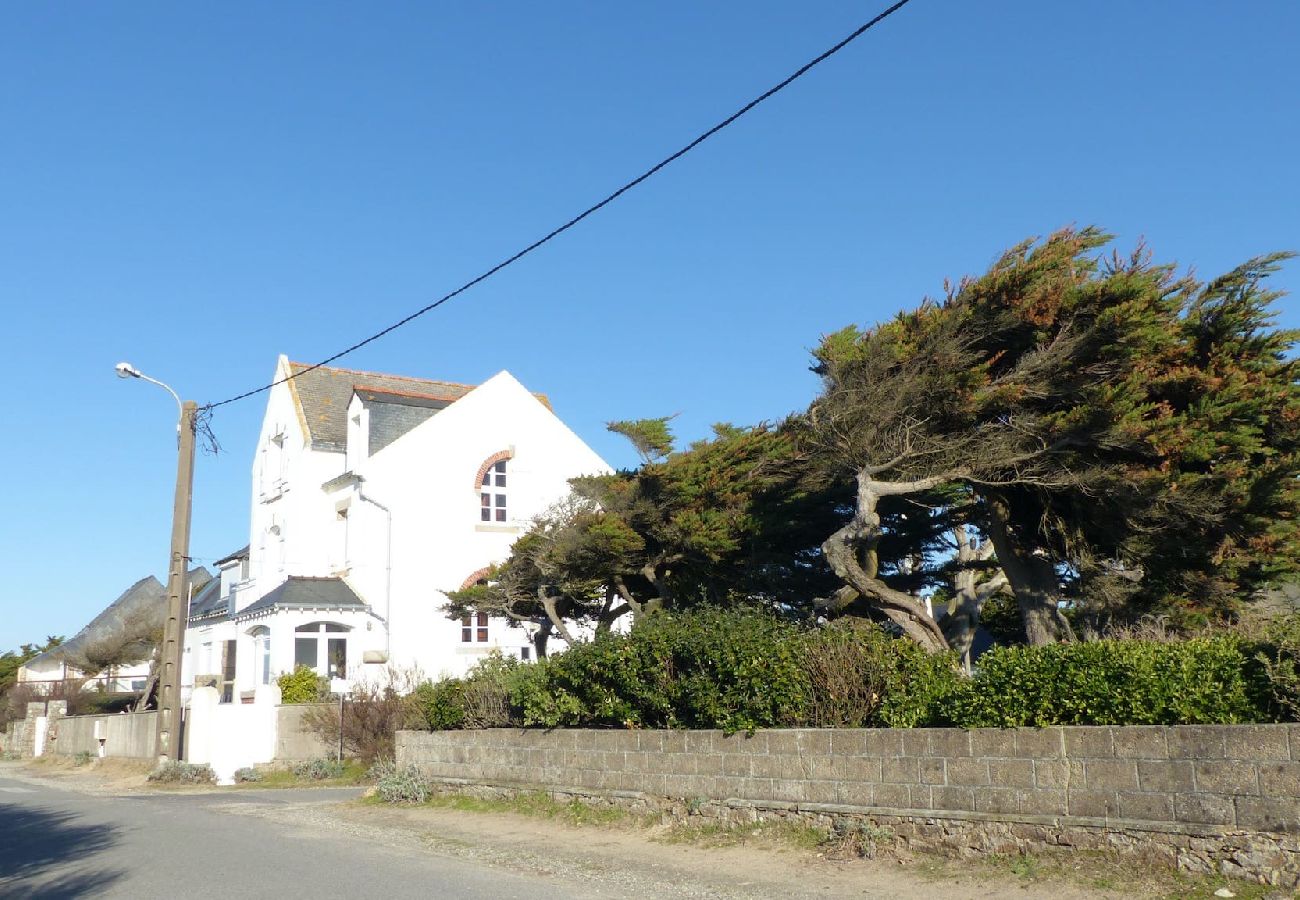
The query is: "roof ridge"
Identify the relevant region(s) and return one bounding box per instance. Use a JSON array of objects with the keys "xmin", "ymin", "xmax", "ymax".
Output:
[
  {"xmin": 355, "ymin": 384, "xmax": 466, "ymax": 403},
  {"xmin": 287, "ymin": 361, "xmax": 475, "ymax": 390}
]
